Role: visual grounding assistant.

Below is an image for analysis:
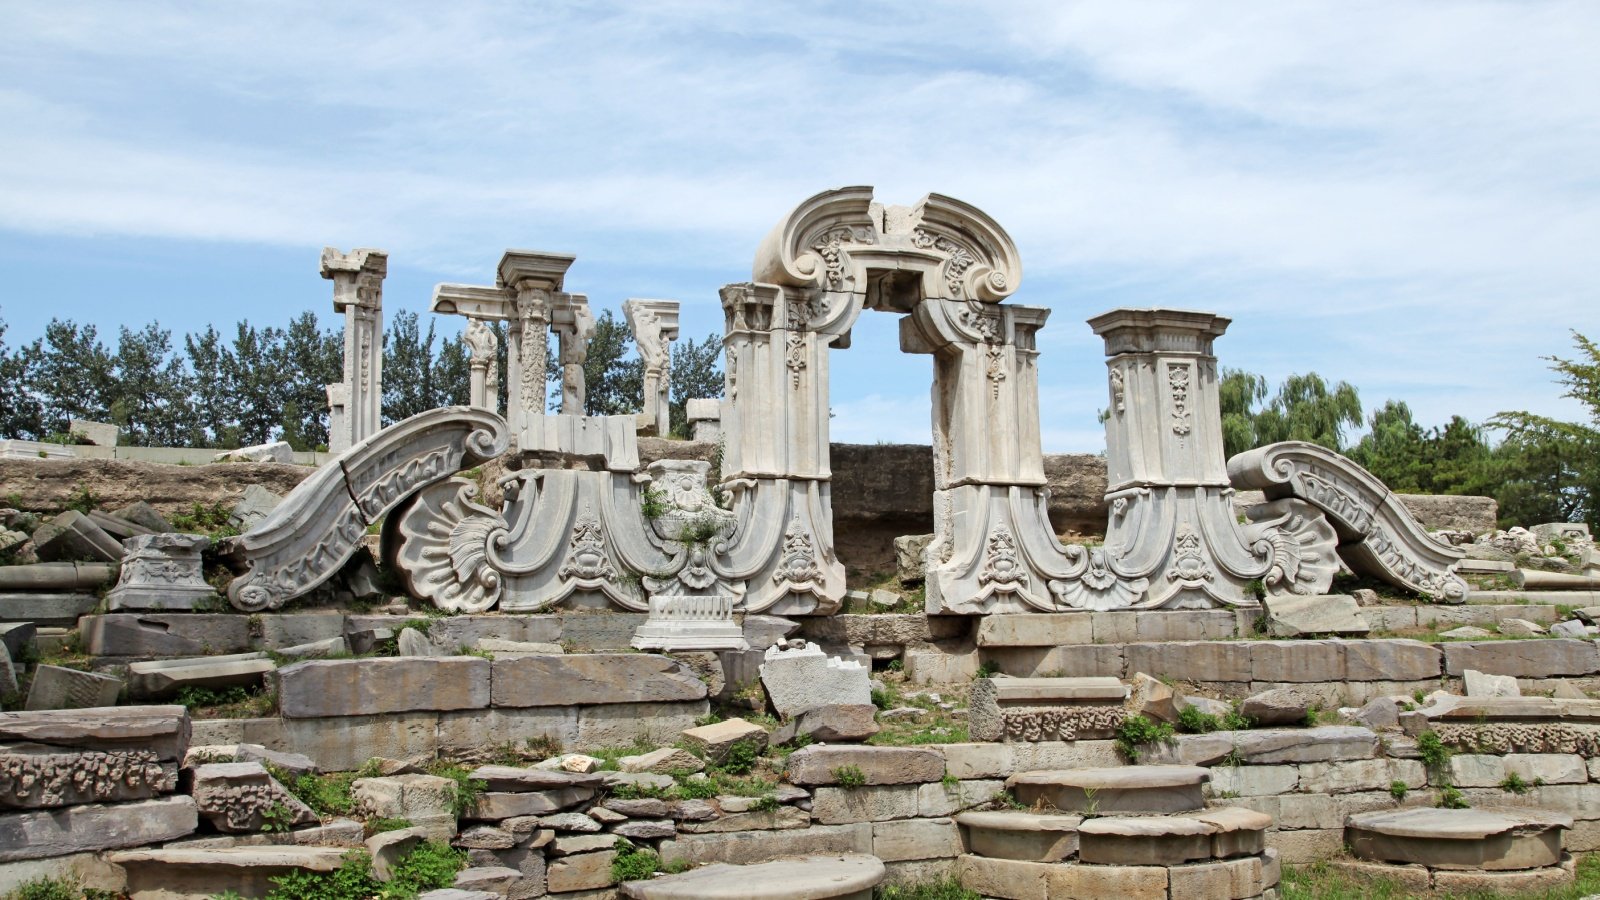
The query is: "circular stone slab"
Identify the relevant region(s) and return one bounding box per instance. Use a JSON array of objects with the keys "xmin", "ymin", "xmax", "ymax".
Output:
[
  {"xmin": 1346, "ymin": 807, "xmax": 1572, "ymax": 871},
  {"xmin": 1077, "ymin": 815, "xmax": 1217, "ymax": 866},
  {"xmin": 956, "ymin": 810, "xmax": 1083, "ymax": 861},
  {"xmin": 1005, "ymin": 766, "xmax": 1210, "ymax": 815},
  {"xmin": 619, "ymin": 853, "xmax": 885, "ymax": 899}
]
